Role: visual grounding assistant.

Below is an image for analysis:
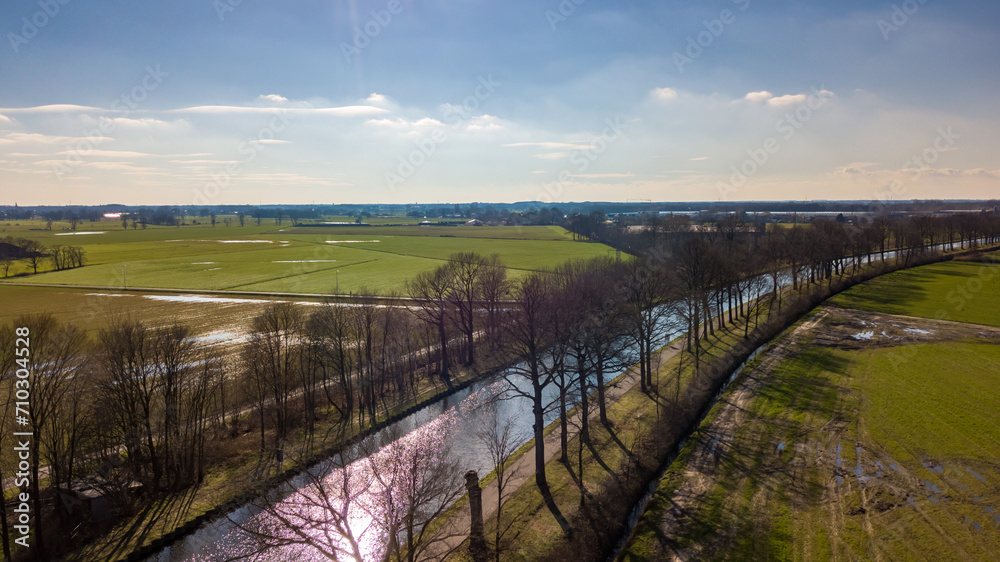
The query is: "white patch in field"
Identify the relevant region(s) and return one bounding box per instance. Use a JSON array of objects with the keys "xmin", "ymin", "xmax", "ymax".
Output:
[
  {"xmin": 852, "ymin": 331, "xmax": 875, "ymax": 341},
  {"xmin": 145, "ymin": 295, "xmax": 268, "ymax": 305},
  {"xmin": 204, "ymin": 267, "xmax": 222, "ymax": 271},
  {"xmin": 217, "ymin": 240, "xmax": 272, "ymax": 244},
  {"xmin": 325, "ymin": 240, "xmax": 380, "ymax": 243},
  {"xmin": 904, "ymin": 328, "xmax": 934, "ymax": 335},
  {"xmin": 54, "ymin": 231, "xmax": 105, "ymax": 235},
  {"xmin": 272, "ymin": 260, "xmax": 337, "ymax": 263},
  {"xmin": 191, "ymin": 262, "xmax": 215, "ymax": 265},
  {"xmin": 85, "ymin": 292, "xmax": 126, "ymax": 297}
]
